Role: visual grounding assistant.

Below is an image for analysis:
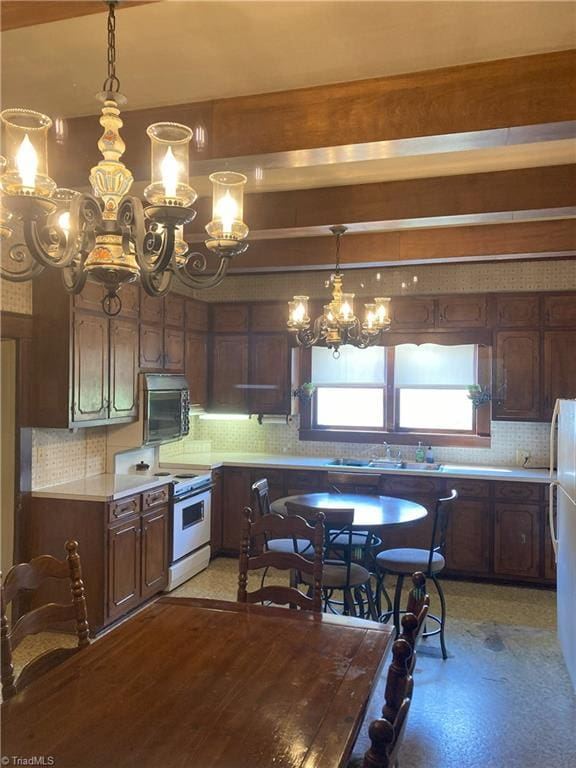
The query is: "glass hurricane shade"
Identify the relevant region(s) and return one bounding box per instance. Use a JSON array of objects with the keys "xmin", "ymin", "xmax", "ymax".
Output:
[
  {"xmin": 288, "ymin": 296, "xmax": 309, "ymax": 327},
  {"xmin": 143, "ymin": 122, "xmax": 197, "ymax": 207},
  {"xmin": 0, "ymin": 109, "xmax": 56, "ymax": 197},
  {"xmin": 374, "ymin": 297, "xmax": 391, "ymax": 326},
  {"xmin": 205, "ymin": 172, "xmax": 248, "ymax": 241}
]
